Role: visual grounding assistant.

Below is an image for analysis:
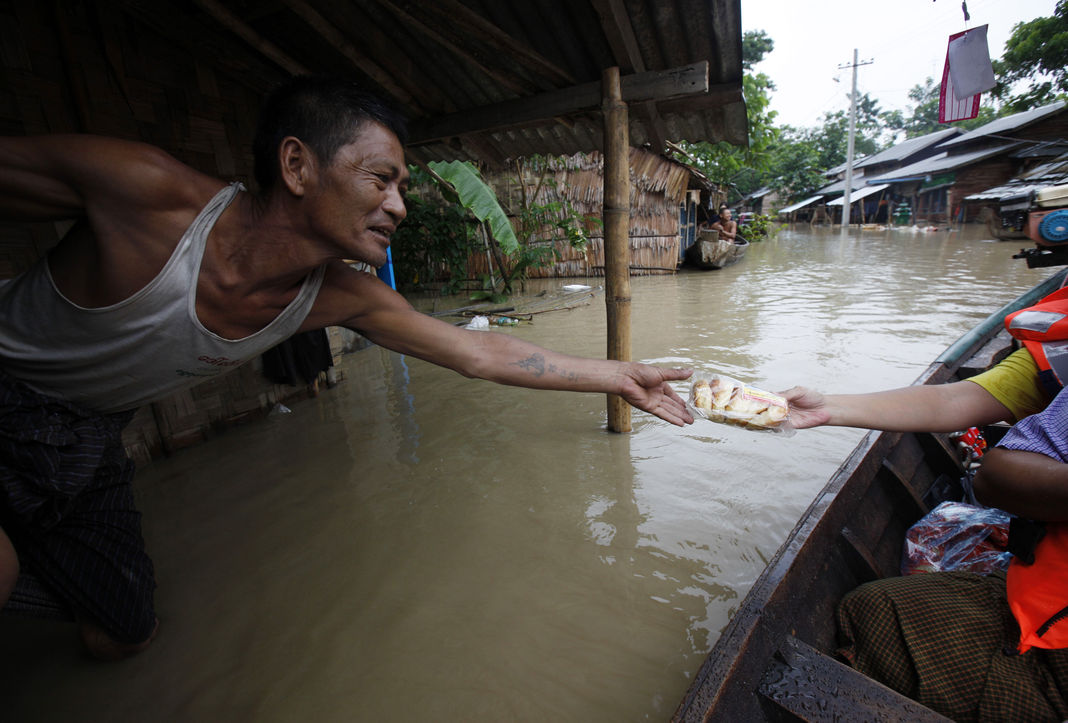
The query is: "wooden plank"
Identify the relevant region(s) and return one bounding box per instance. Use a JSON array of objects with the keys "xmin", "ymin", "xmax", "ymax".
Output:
[
  {"xmin": 285, "ymin": 0, "xmax": 422, "ymax": 112},
  {"xmin": 880, "ymin": 456, "xmax": 929, "ymax": 519},
  {"xmin": 376, "ymin": 0, "xmax": 535, "ymax": 97},
  {"xmin": 591, "ymin": 0, "xmax": 645, "ymax": 73},
  {"xmin": 839, "ymin": 526, "xmax": 886, "ymax": 581},
  {"xmin": 958, "ymin": 329, "xmax": 1015, "ymax": 378},
  {"xmin": 425, "ymin": 0, "xmax": 575, "ymax": 86},
  {"xmin": 758, "ymin": 635, "xmax": 953, "ymax": 722},
  {"xmin": 192, "ymin": 0, "xmax": 308, "ymax": 76},
  {"xmin": 408, "ymin": 61, "xmax": 710, "ymax": 144}
]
